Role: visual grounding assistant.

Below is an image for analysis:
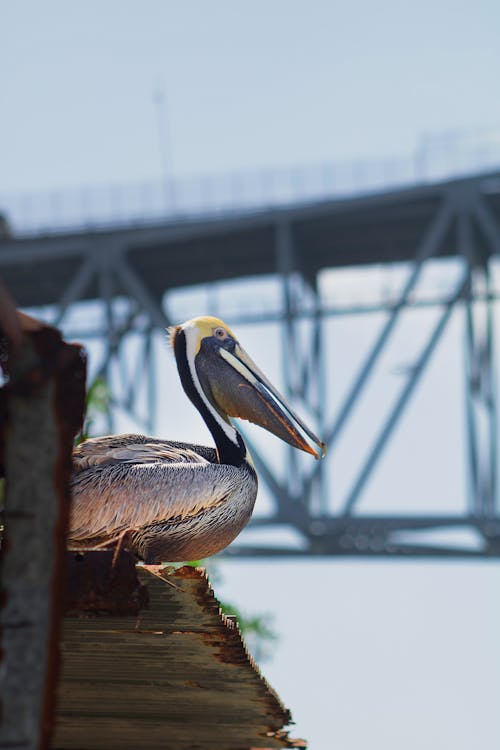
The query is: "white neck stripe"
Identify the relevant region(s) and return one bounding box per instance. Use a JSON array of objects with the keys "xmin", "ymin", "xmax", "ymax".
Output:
[{"xmin": 183, "ymin": 324, "xmax": 239, "ymax": 445}]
